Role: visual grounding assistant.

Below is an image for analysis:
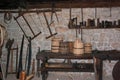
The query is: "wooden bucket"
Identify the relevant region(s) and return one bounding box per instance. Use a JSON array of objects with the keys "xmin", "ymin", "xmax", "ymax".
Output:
[
  {"xmin": 51, "ymin": 37, "xmax": 63, "ymax": 53},
  {"xmin": 59, "ymin": 42, "xmax": 69, "ymax": 54},
  {"xmin": 84, "ymin": 43, "xmax": 92, "ymax": 53},
  {"xmin": 73, "ymin": 39, "xmax": 84, "ymax": 55},
  {"xmin": 68, "ymin": 42, "xmax": 74, "ymax": 53}
]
